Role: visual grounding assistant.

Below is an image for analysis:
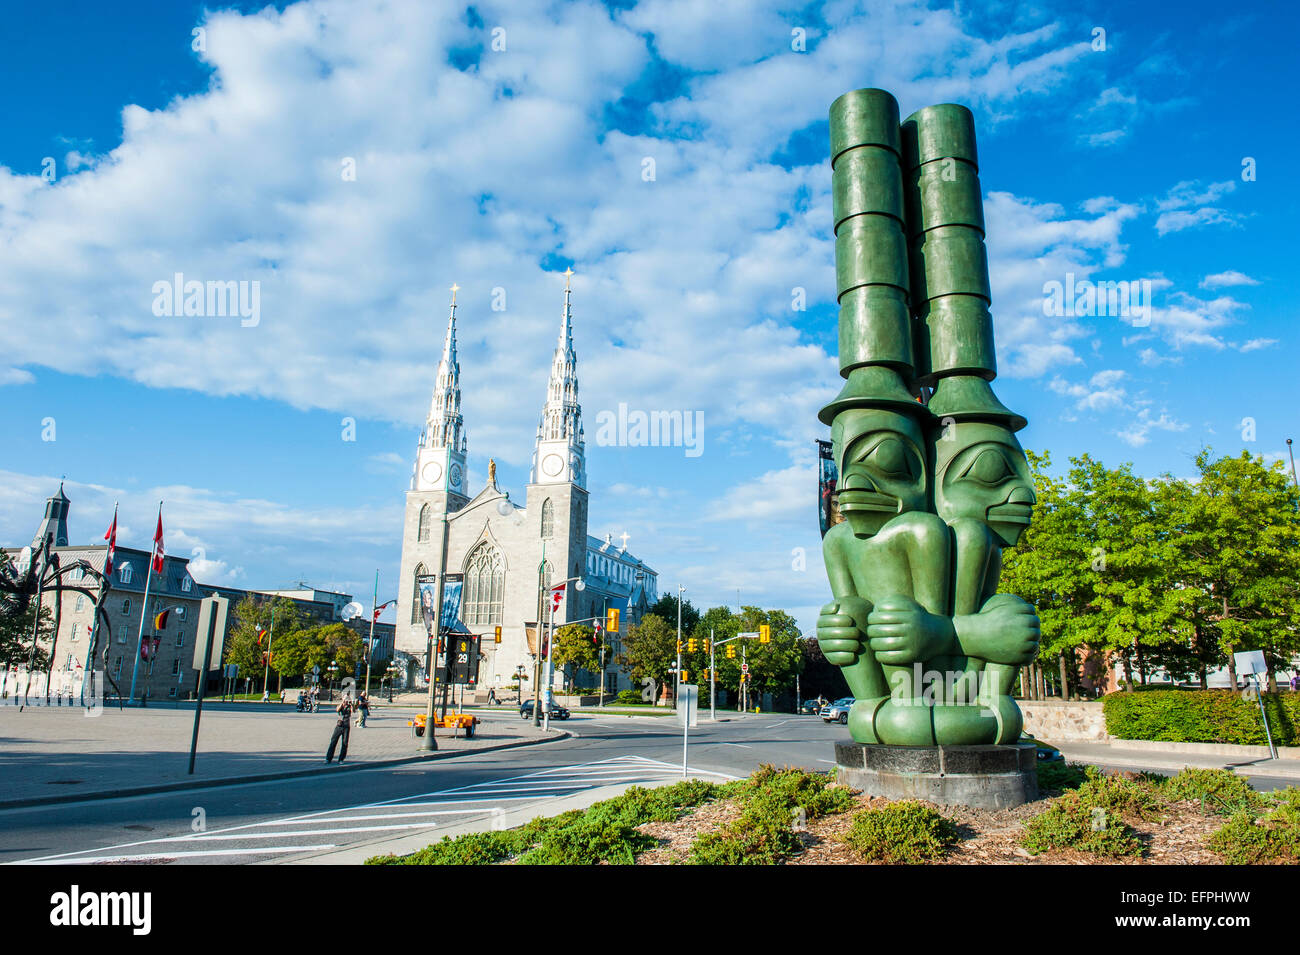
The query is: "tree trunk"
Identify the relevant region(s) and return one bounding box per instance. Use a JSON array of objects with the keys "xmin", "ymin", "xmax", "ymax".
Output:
[
  {"xmin": 1059, "ymin": 652, "xmax": 1071, "ymax": 702},
  {"xmin": 1198, "ymin": 665, "xmax": 1207, "ymax": 690},
  {"xmin": 1267, "ymin": 667, "xmax": 1278, "ymax": 694},
  {"xmin": 1134, "ymin": 637, "xmax": 1146, "ymax": 685},
  {"xmin": 1122, "ymin": 652, "xmax": 1135, "ymax": 692},
  {"xmin": 1226, "ymin": 656, "xmax": 1237, "ymax": 691}
]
